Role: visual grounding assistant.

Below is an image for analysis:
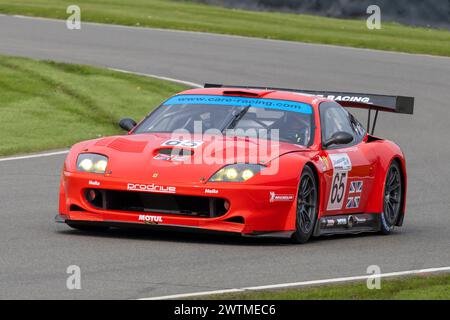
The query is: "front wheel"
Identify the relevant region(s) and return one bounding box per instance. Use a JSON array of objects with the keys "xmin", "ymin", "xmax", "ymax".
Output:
[
  {"xmin": 291, "ymin": 166, "xmax": 318, "ymax": 244},
  {"xmin": 380, "ymin": 161, "xmax": 403, "ymax": 234}
]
